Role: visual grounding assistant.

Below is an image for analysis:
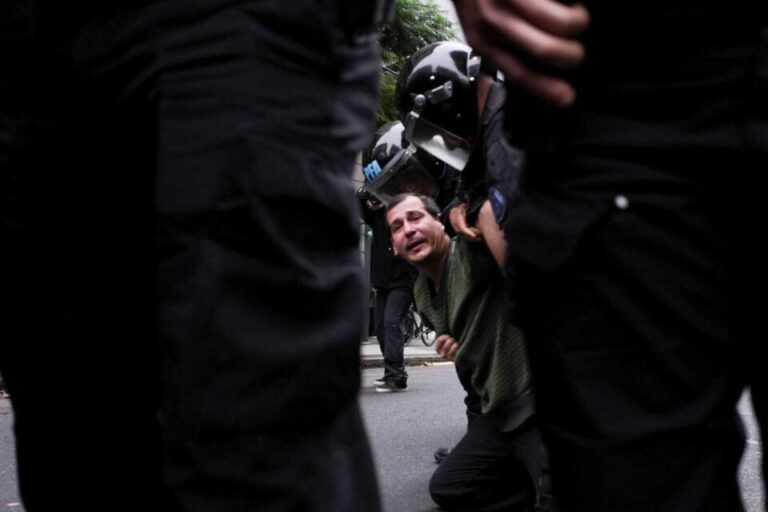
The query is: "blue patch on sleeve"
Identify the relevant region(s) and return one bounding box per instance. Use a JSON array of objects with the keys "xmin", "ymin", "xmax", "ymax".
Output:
[{"xmin": 489, "ymin": 186, "xmax": 507, "ymax": 225}]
